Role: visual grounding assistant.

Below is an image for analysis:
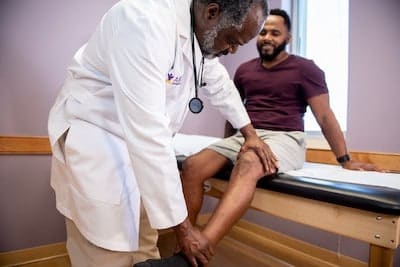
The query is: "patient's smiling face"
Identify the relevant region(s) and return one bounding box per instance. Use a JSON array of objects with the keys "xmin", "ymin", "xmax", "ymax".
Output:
[{"xmin": 256, "ymin": 15, "xmax": 291, "ymax": 62}]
